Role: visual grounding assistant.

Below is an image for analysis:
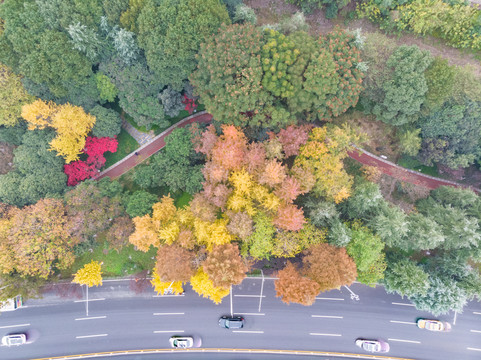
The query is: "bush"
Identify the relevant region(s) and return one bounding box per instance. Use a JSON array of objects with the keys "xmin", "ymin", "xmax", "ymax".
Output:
[
  {"xmin": 90, "ymin": 105, "xmax": 123, "ymax": 138},
  {"xmin": 96, "ymin": 73, "xmax": 119, "ymax": 103},
  {"xmin": 159, "ymin": 86, "xmax": 184, "ymax": 118},
  {"xmin": 278, "ymin": 12, "xmax": 309, "ymax": 34},
  {"xmin": 124, "ymin": 190, "xmax": 158, "ymax": 218},
  {"xmin": 233, "ymin": 4, "xmax": 257, "ymax": 24}
]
